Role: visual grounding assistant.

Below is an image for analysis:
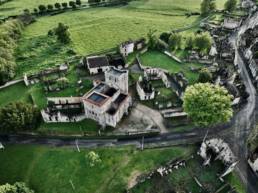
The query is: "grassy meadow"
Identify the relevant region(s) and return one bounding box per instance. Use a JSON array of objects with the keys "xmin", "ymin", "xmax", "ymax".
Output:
[
  {"xmin": 21, "ymin": 7, "xmax": 199, "ymax": 55},
  {"xmin": 140, "ymin": 50, "xmax": 204, "ymax": 84},
  {"xmin": 0, "ymin": 0, "xmax": 69, "ymax": 17},
  {"xmin": 9, "ymin": 0, "xmax": 229, "ymax": 76},
  {"xmin": 0, "ymin": 145, "xmax": 245, "ymax": 193},
  {"xmin": 0, "ymin": 145, "xmax": 193, "ymax": 193}
]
